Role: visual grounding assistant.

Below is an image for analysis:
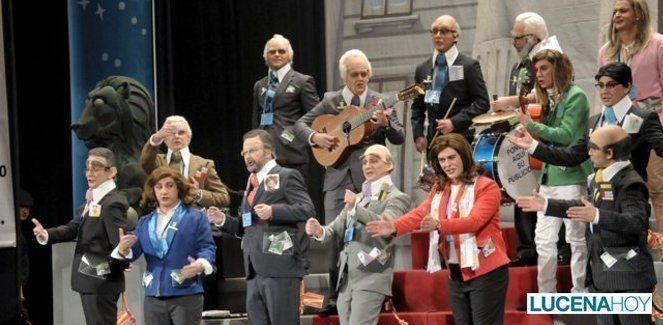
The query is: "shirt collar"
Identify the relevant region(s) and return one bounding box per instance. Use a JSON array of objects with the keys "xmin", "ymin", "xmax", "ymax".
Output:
[
  {"xmin": 269, "ymin": 63, "xmax": 291, "ymax": 83},
  {"xmin": 601, "ymin": 95, "xmax": 632, "ymax": 124},
  {"xmin": 157, "ymin": 201, "xmax": 182, "ymax": 218},
  {"xmin": 365, "ymin": 175, "xmax": 393, "ymax": 198},
  {"xmin": 342, "ymin": 86, "xmax": 368, "ymax": 107},
  {"xmin": 166, "ymin": 147, "xmax": 191, "ymax": 176},
  {"xmin": 432, "ymin": 45, "xmax": 459, "ymax": 68},
  {"xmin": 91, "ymin": 180, "xmax": 116, "ymax": 203},
  {"xmin": 256, "ymin": 159, "xmax": 278, "ymax": 184},
  {"xmin": 601, "ymin": 161, "xmax": 631, "ymax": 182}
]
